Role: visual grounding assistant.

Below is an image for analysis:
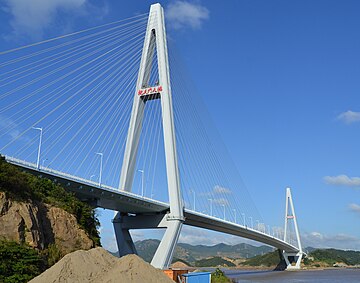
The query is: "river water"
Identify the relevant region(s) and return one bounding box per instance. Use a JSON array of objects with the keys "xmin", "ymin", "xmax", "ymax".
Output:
[{"xmin": 224, "ymin": 268, "xmax": 360, "ymax": 282}]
